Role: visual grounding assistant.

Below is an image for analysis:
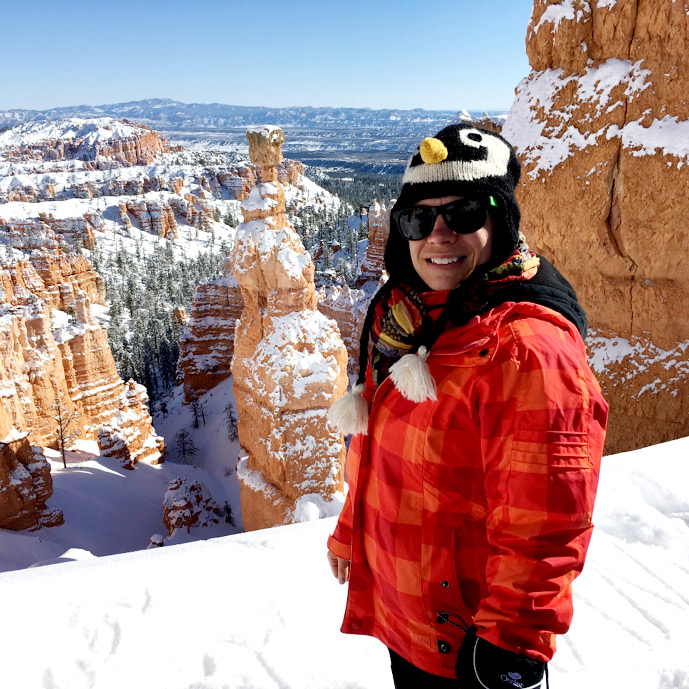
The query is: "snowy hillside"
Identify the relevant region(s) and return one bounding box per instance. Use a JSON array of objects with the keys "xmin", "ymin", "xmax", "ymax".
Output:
[
  {"xmin": 0, "ymin": 117, "xmax": 145, "ymax": 150},
  {"xmin": 0, "ymin": 117, "xmax": 351, "ymax": 402},
  {"xmin": 1, "ymin": 437, "xmax": 688, "ymax": 688}
]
